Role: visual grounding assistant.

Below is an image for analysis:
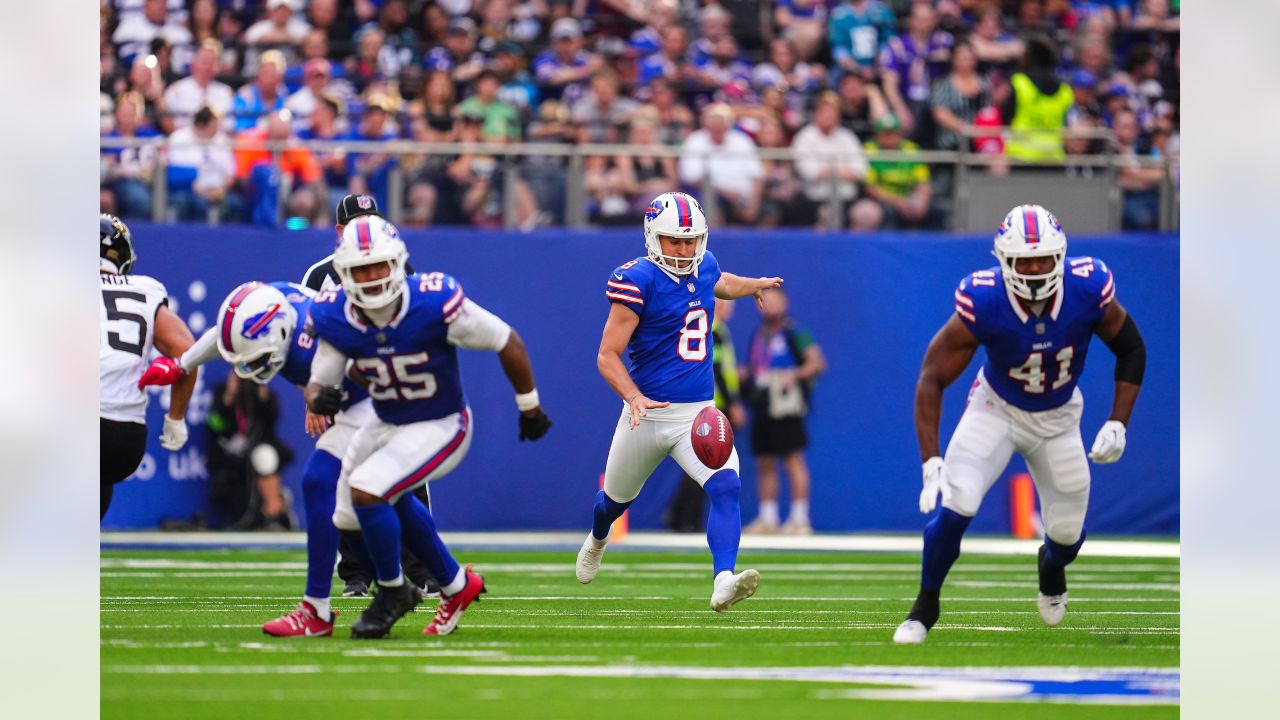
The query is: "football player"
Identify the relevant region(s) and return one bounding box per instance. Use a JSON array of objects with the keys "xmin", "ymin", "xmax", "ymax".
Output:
[
  {"xmin": 141, "ymin": 280, "xmax": 376, "ymax": 636},
  {"xmin": 576, "ymin": 191, "xmax": 782, "ymax": 612},
  {"xmin": 893, "ymin": 204, "xmax": 1146, "ymax": 645},
  {"xmin": 99, "ymin": 214, "xmax": 197, "ymax": 519},
  {"xmin": 305, "ymin": 215, "xmax": 552, "ymax": 638},
  {"xmin": 301, "ymin": 193, "xmax": 435, "ymax": 600}
]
